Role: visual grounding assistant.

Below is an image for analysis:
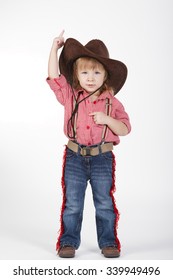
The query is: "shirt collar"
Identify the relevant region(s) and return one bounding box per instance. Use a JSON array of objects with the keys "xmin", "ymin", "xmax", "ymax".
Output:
[{"xmin": 76, "ymin": 89, "xmax": 113, "ymax": 100}]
